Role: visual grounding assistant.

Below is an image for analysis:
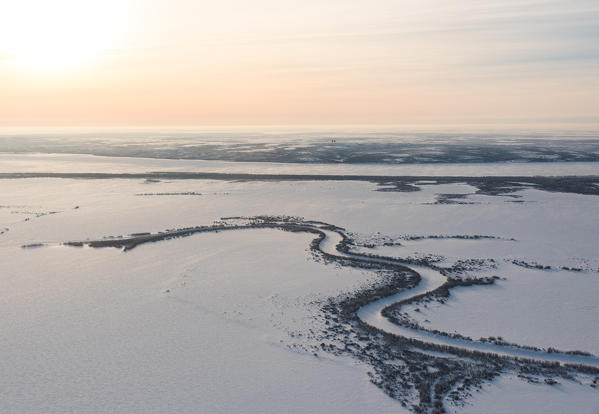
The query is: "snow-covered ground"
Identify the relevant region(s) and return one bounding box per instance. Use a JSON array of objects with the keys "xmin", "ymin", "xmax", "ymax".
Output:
[
  {"xmin": 1, "ymin": 152, "xmax": 599, "ymax": 176},
  {"xmin": 0, "ymin": 229, "xmax": 405, "ymax": 414},
  {"xmin": 448, "ymin": 374, "xmax": 599, "ymax": 414},
  {"xmin": 1, "ymin": 154, "xmax": 598, "ymax": 413}
]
